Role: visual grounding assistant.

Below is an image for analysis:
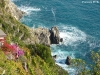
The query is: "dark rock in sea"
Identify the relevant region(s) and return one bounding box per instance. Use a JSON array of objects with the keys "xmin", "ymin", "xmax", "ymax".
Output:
[
  {"xmin": 53, "ymin": 55, "xmax": 57, "ymax": 59},
  {"xmin": 50, "ymin": 27, "xmax": 60, "ymax": 44},
  {"xmin": 65, "ymin": 56, "xmax": 71, "ymax": 65},
  {"xmin": 60, "ymin": 38, "xmax": 63, "ymax": 42}
]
